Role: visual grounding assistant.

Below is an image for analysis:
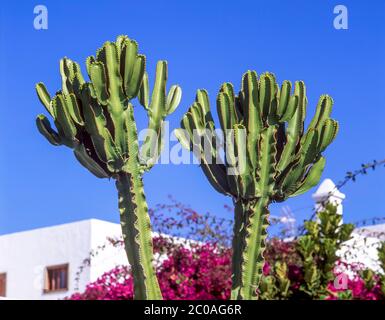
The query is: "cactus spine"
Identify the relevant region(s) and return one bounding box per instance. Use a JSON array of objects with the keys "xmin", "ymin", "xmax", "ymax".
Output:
[
  {"xmin": 36, "ymin": 36, "xmax": 181, "ymax": 300},
  {"xmin": 175, "ymin": 71, "xmax": 338, "ymax": 299}
]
